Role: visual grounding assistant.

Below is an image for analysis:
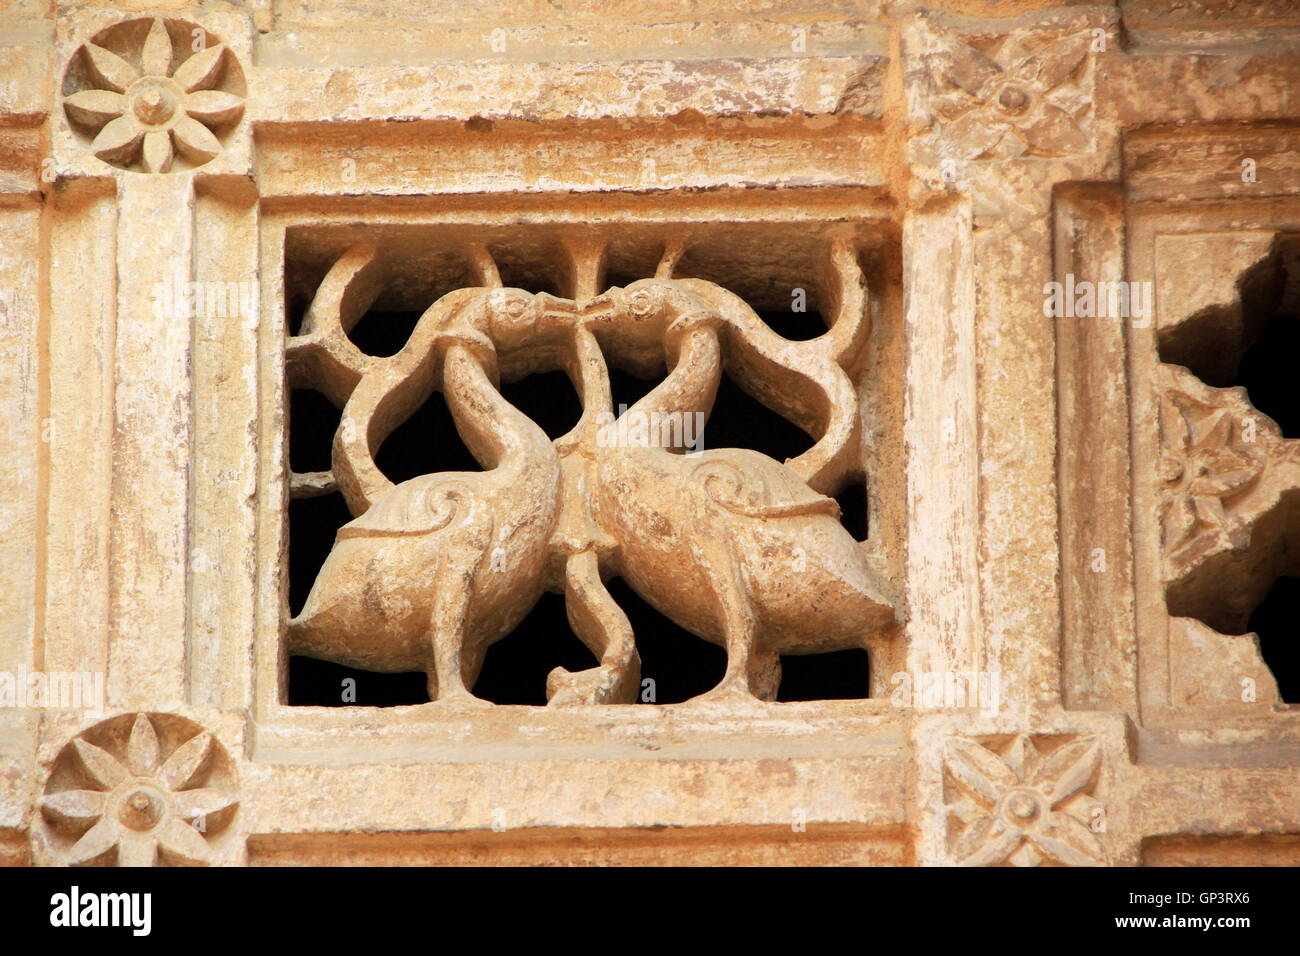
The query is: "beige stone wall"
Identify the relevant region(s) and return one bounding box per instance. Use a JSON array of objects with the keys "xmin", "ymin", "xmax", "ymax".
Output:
[{"xmin": 2, "ymin": 0, "xmax": 1299, "ymax": 866}]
